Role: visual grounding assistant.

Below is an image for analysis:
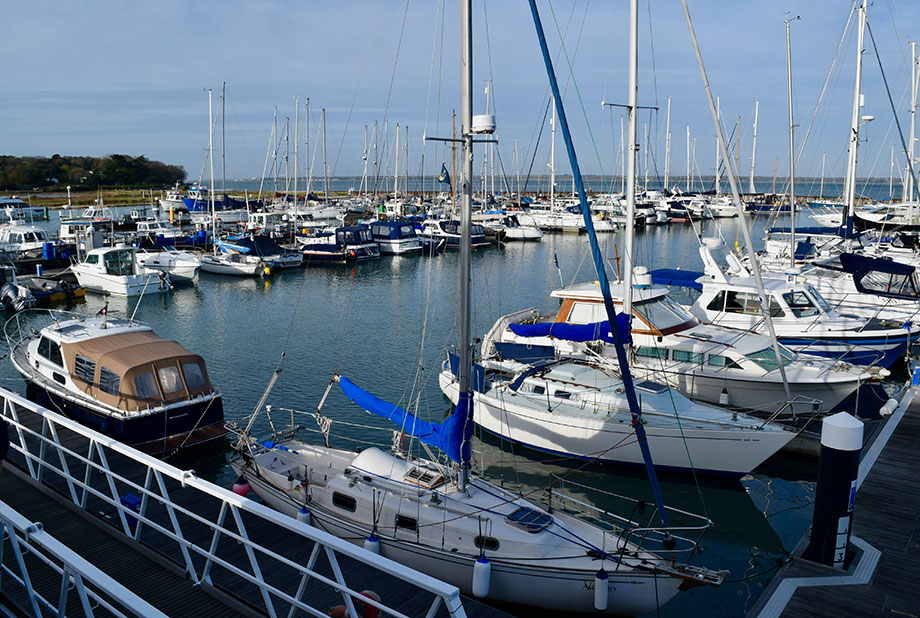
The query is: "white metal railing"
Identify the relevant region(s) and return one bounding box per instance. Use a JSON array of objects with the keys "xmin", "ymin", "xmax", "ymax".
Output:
[
  {"xmin": 0, "ymin": 387, "xmax": 466, "ymax": 618},
  {"xmin": 0, "ymin": 499, "xmax": 167, "ymax": 618}
]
